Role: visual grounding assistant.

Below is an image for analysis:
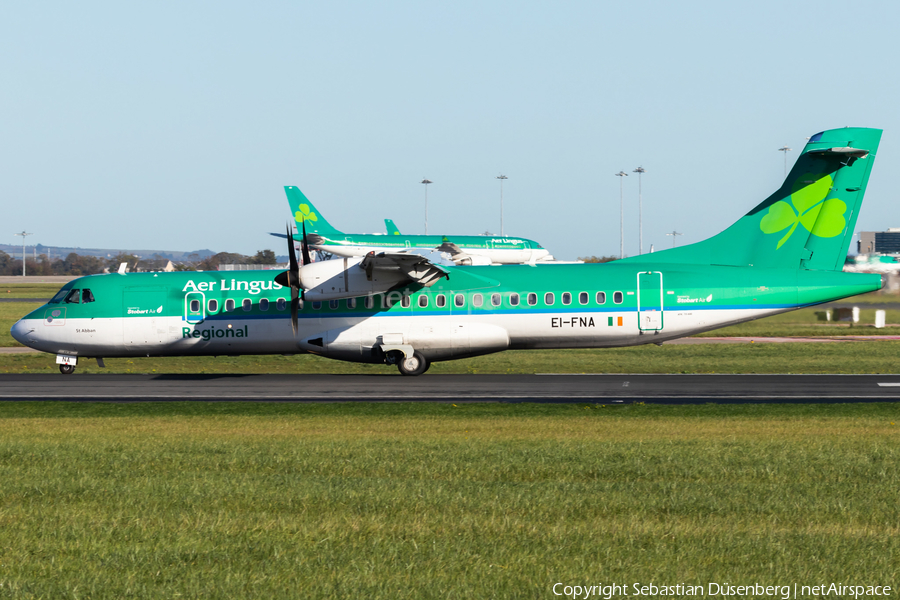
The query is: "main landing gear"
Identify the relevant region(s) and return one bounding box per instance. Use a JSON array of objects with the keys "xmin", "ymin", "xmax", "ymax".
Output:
[
  {"xmin": 385, "ymin": 349, "xmax": 430, "ymax": 376},
  {"xmin": 397, "ymin": 351, "xmax": 430, "ymax": 376}
]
